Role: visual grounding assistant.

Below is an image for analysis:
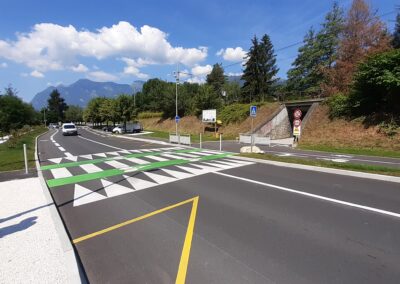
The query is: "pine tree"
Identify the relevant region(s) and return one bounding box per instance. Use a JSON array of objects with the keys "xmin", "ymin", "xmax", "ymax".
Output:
[
  {"xmin": 241, "ymin": 34, "xmax": 278, "ymax": 102},
  {"xmin": 47, "ymin": 89, "xmax": 68, "ymax": 123},
  {"xmin": 206, "ymin": 63, "xmax": 226, "ymax": 96},
  {"xmin": 392, "ymin": 13, "xmax": 400, "ymax": 49}
]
